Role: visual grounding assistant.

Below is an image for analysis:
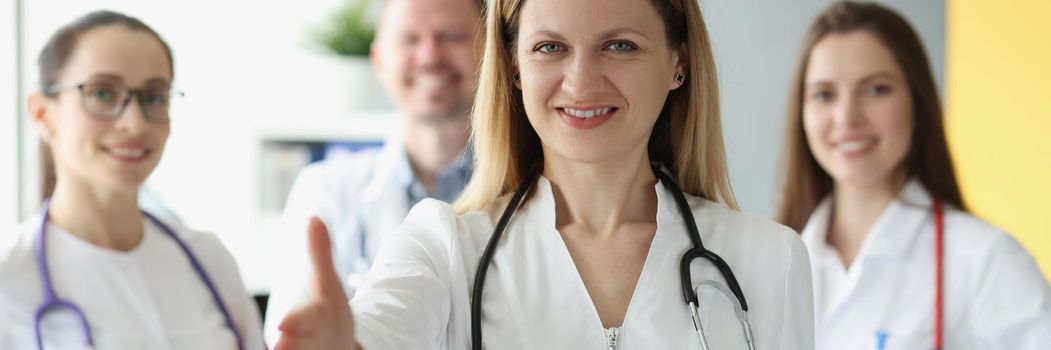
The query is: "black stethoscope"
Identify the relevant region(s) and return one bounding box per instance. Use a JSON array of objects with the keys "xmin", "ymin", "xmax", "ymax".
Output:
[
  {"xmin": 470, "ymin": 163, "xmax": 755, "ymax": 350},
  {"xmin": 32, "ymin": 200, "xmax": 245, "ymax": 350}
]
